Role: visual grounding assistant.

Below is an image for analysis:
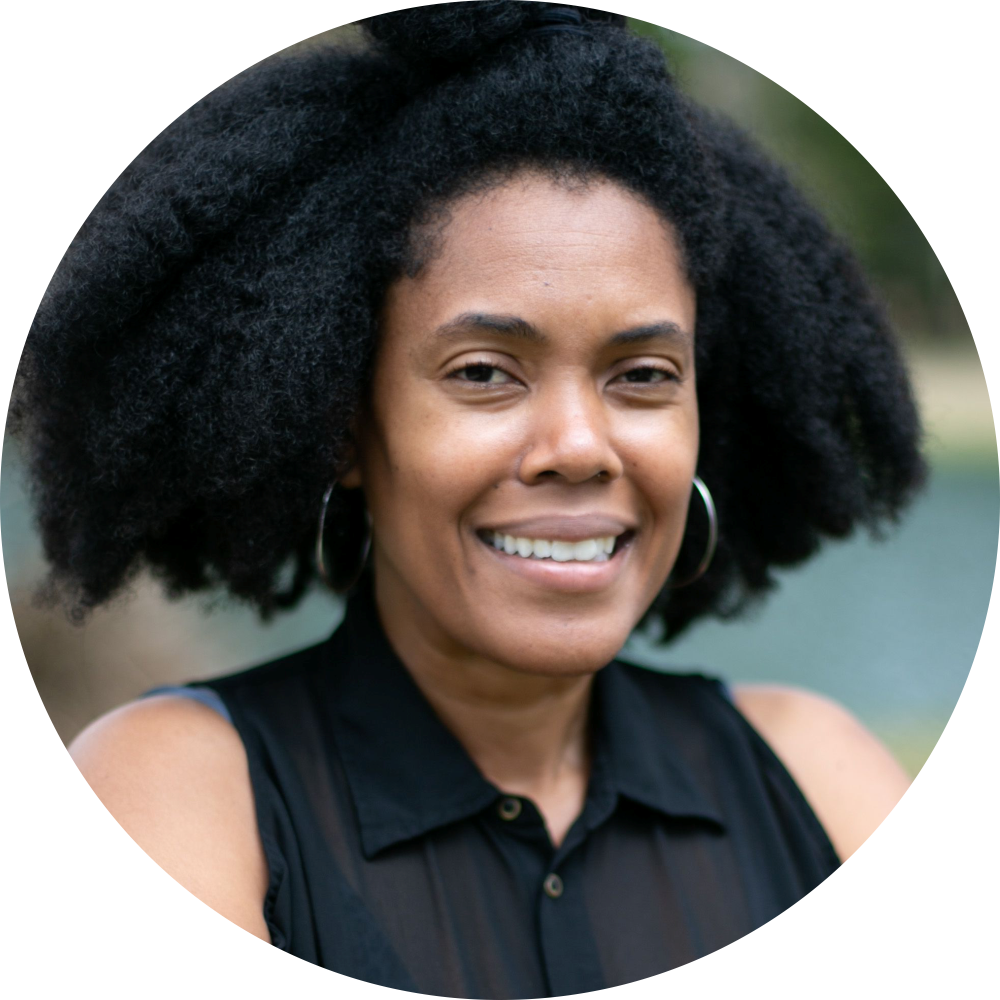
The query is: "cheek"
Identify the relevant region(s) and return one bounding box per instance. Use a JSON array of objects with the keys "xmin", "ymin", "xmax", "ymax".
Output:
[
  {"xmin": 619, "ymin": 408, "xmax": 699, "ymax": 551},
  {"xmin": 364, "ymin": 387, "xmax": 511, "ymax": 539},
  {"xmin": 644, "ymin": 457, "xmax": 697, "ymax": 552},
  {"xmin": 620, "ymin": 402, "xmax": 698, "ymax": 478}
]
